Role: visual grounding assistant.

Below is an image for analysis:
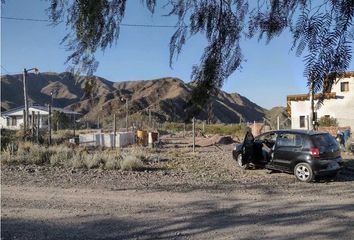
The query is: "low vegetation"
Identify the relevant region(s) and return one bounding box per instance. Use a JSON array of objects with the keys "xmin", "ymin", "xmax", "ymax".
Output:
[
  {"xmin": 161, "ymin": 122, "xmax": 249, "ymax": 138},
  {"xmin": 318, "ymin": 116, "xmax": 338, "ymax": 127},
  {"xmin": 1, "ymin": 141, "xmax": 145, "ymax": 171}
]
